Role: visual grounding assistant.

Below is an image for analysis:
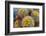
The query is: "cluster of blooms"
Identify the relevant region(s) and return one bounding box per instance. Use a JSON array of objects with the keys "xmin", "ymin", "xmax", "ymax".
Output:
[{"xmin": 14, "ymin": 8, "xmax": 39, "ymax": 28}]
